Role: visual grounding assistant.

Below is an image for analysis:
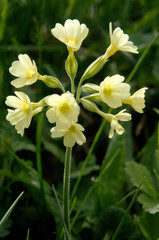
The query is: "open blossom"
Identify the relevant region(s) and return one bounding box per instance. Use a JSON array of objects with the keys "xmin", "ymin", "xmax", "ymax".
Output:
[
  {"xmin": 50, "ymin": 122, "xmax": 86, "ymax": 147},
  {"xmin": 51, "ymin": 19, "xmax": 89, "ymax": 52},
  {"xmin": 9, "ymin": 54, "xmax": 38, "ymax": 88},
  {"xmin": 122, "ymin": 87, "xmax": 148, "ymax": 113},
  {"xmin": 105, "ymin": 22, "xmax": 138, "ymax": 58},
  {"xmin": 5, "ymin": 91, "xmax": 33, "ymax": 136},
  {"xmin": 99, "ymin": 74, "xmax": 130, "ymax": 108},
  {"xmin": 45, "ymin": 92, "xmax": 80, "ymax": 128},
  {"xmin": 99, "ymin": 109, "xmax": 131, "ymax": 138}
]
